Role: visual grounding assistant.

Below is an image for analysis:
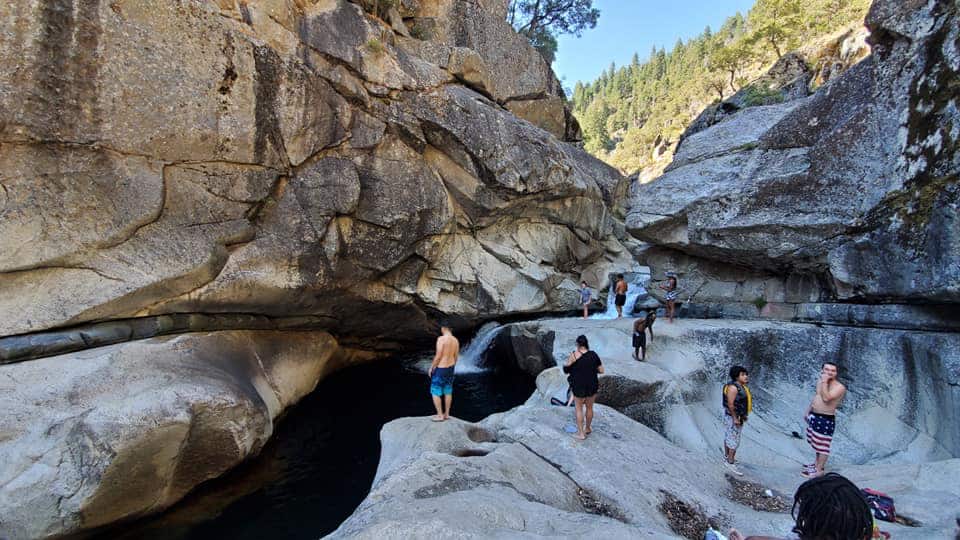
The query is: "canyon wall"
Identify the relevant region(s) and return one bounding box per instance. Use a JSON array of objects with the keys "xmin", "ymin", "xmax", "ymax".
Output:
[
  {"xmin": 626, "ymin": 0, "xmax": 959, "ymax": 322},
  {"xmin": 0, "ymin": 0, "xmax": 636, "ymax": 536}
]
